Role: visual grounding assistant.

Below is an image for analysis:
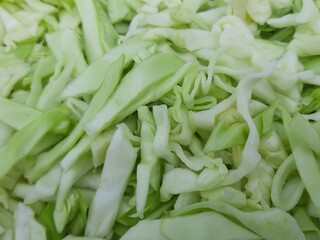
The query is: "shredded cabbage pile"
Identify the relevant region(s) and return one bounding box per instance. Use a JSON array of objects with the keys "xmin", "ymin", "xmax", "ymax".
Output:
[{"xmin": 0, "ymin": 0, "xmax": 320, "ymax": 239}]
